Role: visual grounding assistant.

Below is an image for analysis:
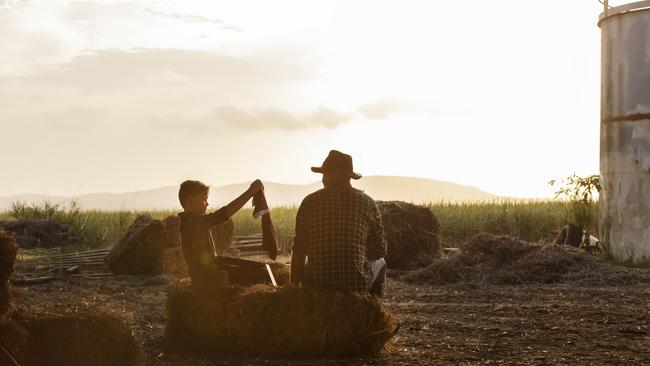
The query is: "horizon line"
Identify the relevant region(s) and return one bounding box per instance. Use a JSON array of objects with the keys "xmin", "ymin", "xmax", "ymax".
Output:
[{"xmin": 0, "ymin": 174, "xmax": 498, "ymax": 199}]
